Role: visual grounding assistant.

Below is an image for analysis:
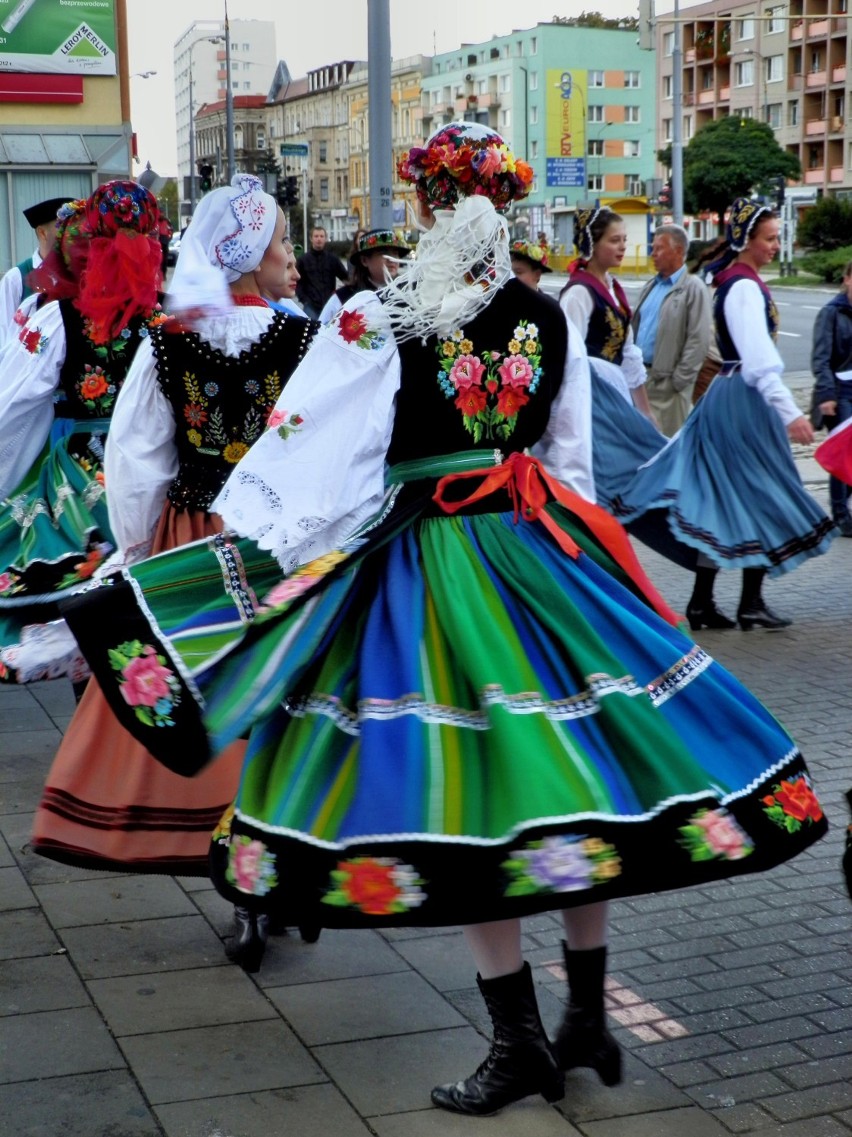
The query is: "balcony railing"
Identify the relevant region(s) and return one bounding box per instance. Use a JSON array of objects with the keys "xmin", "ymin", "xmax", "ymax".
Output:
[
  {"xmin": 788, "ymin": 73, "xmax": 804, "ymax": 91},
  {"xmin": 830, "ymin": 115, "xmax": 845, "ymax": 132},
  {"xmin": 807, "ymin": 18, "xmax": 829, "ymax": 36},
  {"xmin": 806, "ymin": 70, "xmax": 827, "ymax": 87},
  {"xmin": 698, "ymin": 89, "xmax": 717, "ymax": 104},
  {"xmin": 830, "ymin": 166, "xmax": 845, "ymax": 182},
  {"xmin": 806, "ymin": 118, "xmax": 827, "ymax": 134},
  {"xmin": 832, "ymin": 65, "xmax": 846, "ymax": 83},
  {"xmin": 718, "ymin": 85, "xmax": 731, "ymax": 101},
  {"xmin": 791, "ymin": 21, "xmax": 804, "ymax": 39},
  {"xmin": 804, "ymin": 168, "xmax": 825, "ymax": 183},
  {"xmin": 684, "ymin": 48, "xmax": 696, "ymax": 63}
]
